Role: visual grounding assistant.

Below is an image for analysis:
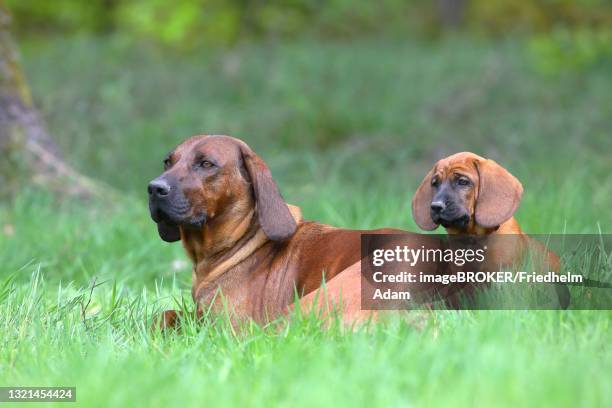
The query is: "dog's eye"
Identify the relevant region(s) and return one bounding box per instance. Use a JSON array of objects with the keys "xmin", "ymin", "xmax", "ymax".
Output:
[
  {"xmin": 457, "ymin": 178, "xmax": 471, "ymax": 186},
  {"xmin": 199, "ymin": 160, "xmax": 214, "ymax": 168},
  {"xmin": 163, "ymin": 158, "xmax": 172, "ymax": 169},
  {"xmin": 431, "ymin": 178, "xmax": 440, "ymax": 187}
]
